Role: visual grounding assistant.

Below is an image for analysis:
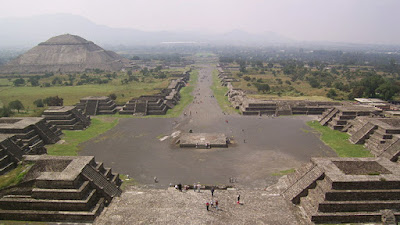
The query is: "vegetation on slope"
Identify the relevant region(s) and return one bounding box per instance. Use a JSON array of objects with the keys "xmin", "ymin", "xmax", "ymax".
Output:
[{"xmin": 306, "ymin": 121, "xmax": 373, "ymax": 157}]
